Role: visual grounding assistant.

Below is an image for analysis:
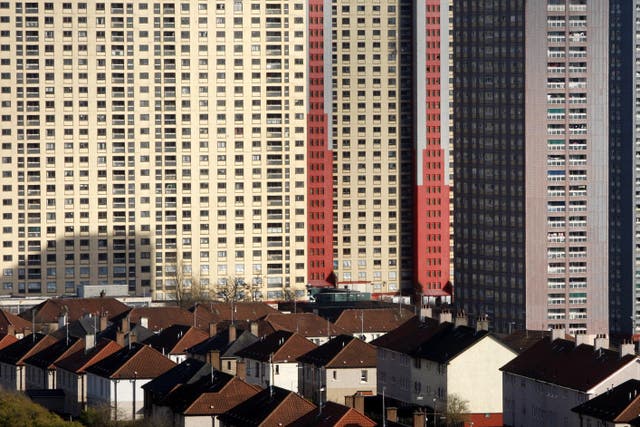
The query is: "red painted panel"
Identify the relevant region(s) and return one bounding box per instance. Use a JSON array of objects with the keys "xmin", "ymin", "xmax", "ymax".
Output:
[{"xmin": 306, "ymin": 1, "xmax": 334, "ymax": 284}]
